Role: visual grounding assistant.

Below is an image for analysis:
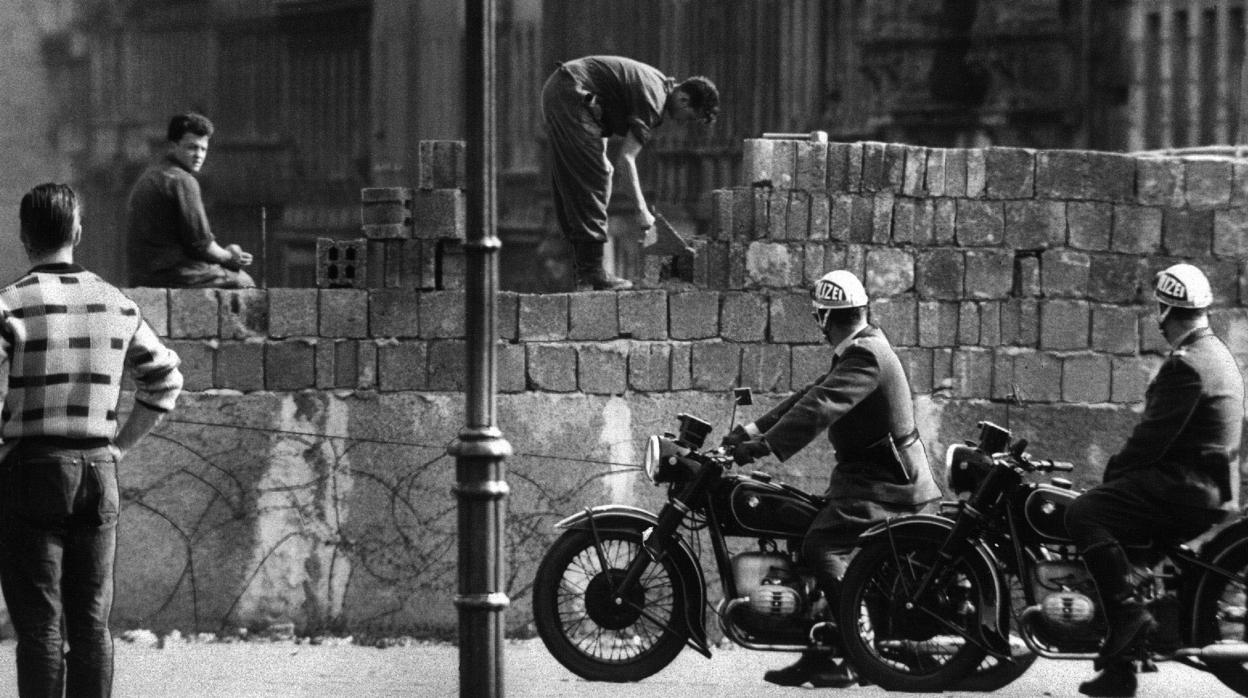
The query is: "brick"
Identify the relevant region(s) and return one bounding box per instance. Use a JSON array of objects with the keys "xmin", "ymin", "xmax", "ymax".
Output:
[
  {"xmin": 991, "ymin": 349, "xmax": 1017, "ymax": 400},
  {"xmin": 740, "ymin": 344, "xmax": 791, "ymax": 393},
  {"xmin": 860, "ymin": 141, "xmax": 888, "ymax": 192},
  {"xmin": 319, "ymin": 289, "xmax": 368, "ymax": 338},
  {"xmin": 912, "ymin": 198, "xmax": 936, "ymax": 246},
  {"xmin": 1066, "ymin": 201, "xmax": 1112, "ymax": 251},
  {"xmin": 980, "ymin": 302, "xmax": 1001, "ymax": 346},
  {"xmin": 1005, "ymin": 200, "xmax": 1065, "ymax": 250},
  {"xmin": 872, "ymin": 193, "xmax": 895, "ymax": 244},
  {"xmin": 668, "ymin": 291, "xmax": 720, "ymax": 340},
  {"xmin": 746, "ymin": 242, "xmax": 796, "ymax": 287},
  {"xmin": 795, "ymin": 140, "xmax": 828, "ymax": 191},
  {"xmin": 984, "ymin": 147, "xmax": 1035, "ymax": 199},
  {"xmin": 569, "ymin": 292, "xmax": 619, "ymax": 340},
  {"xmin": 1091, "ymin": 304, "xmax": 1140, "ymax": 354},
  {"xmin": 1214, "ymin": 208, "xmax": 1248, "ymax": 257},
  {"xmin": 518, "ymin": 293, "xmax": 568, "ymax": 341},
  {"xmin": 896, "ymin": 346, "xmax": 933, "ymax": 394},
  {"xmin": 526, "ymin": 343, "xmax": 576, "ymax": 392},
  {"xmin": 771, "ymin": 139, "xmax": 797, "ymax": 189},
  {"xmin": 1162, "ymin": 208, "xmax": 1213, "ymax": 257},
  {"xmin": 964, "ymin": 249, "xmax": 1014, "ymax": 299},
  {"xmin": 1040, "ymin": 249, "xmax": 1090, "ymax": 297},
  {"xmin": 809, "ymin": 194, "xmax": 830, "ymax": 240},
  {"xmin": 377, "ymin": 341, "xmax": 428, "ymax": 391},
  {"xmin": 944, "ymin": 149, "xmax": 968, "ymax": 197},
  {"xmin": 770, "ymin": 292, "xmax": 823, "ymax": 343},
  {"xmin": 497, "ymin": 342, "xmax": 526, "ymax": 393},
  {"xmin": 1040, "ymin": 299, "xmax": 1089, "ymax": 350},
  {"xmin": 265, "ymin": 340, "xmax": 316, "ymax": 390},
  {"xmin": 369, "ymin": 288, "xmax": 420, "ymax": 337},
  {"xmin": 1061, "ymin": 354, "xmax": 1111, "ymax": 403},
  {"xmin": 314, "ymin": 339, "xmax": 338, "ymax": 388},
  {"xmin": 166, "ymin": 340, "xmax": 214, "ymax": 391},
  {"xmin": 915, "ymin": 248, "xmax": 964, "ymax": 299},
  {"xmin": 413, "ymin": 290, "xmax": 462, "ymax": 339},
  {"xmin": 952, "ymin": 347, "xmax": 993, "ymax": 398},
  {"xmin": 768, "ymin": 189, "xmax": 792, "ymax": 239},
  {"xmin": 957, "ymin": 301, "xmax": 980, "ymax": 344},
  {"xmin": 1136, "ymin": 157, "xmax": 1185, "ymax": 207},
  {"xmin": 1184, "ymin": 157, "xmax": 1233, "ymax": 208},
  {"xmin": 1235, "ymin": 161, "xmax": 1248, "ymax": 206},
  {"xmin": 669, "ymin": 343, "xmax": 692, "ymax": 390},
  {"xmin": 1013, "ymin": 350, "xmax": 1062, "ymax": 402},
  {"xmin": 933, "ymin": 348, "xmax": 954, "ymax": 392},
  {"xmin": 933, "ymin": 198, "xmax": 956, "ymax": 244},
  {"xmin": 1035, "ymin": 150, "xmax": 1086, "ymax": 200},
  {"xmin": 426, "ymin": 340, "xmax": 467, "ymax": 391},
  {"xmin": 742, "ymin": 139, "xmax": 775, "ymax": 186},
  {"xmin": 826, "ymin": 142, "xmax": 863, "ymax": 192},
  {"xmin": 955, "ymin": 200, "xmax": 1005, "ymax": 246},
  {"xmin": 786, "ymin": 190, "xmax": 812, "ymax": 239},
  {"xmin": 410, "ymin": 189, "xmax": 466, "ymax": 240},
  {"xmin": 1084, "ymin": 151, "xmax": 1135, "ymax": 202},
  {"xmin": 417, "ymin": 140, "xmax": 466, "ymax": 190},
  {"xmin": 918, "ymin": 301, "xmax": 959, "ymax": 347},
  {"xmin": 791, "ymin": 345, "xmax": 831, "ymax": 387},
  {"xmin": 1112, "ymin": 354, "xmax": 1161, "ymax": 403},
  {"xmin": 357, "ymin": 340, "xmax": 377, "ymax": 389},
  {"xmin": 215, "ymin": 341, "xmax": 264, "ymax": 391},
  {"xmin": 889, "ymin": 197, "xmax": 915, "ymax": 245},
  {"xmin": 1015, "ymin": 255, "xmax": 1040, "ymax": 296},
  {"xmin": 865, "ymin": 247, "xmax": 914, "ymax": 297},
  {"xmin": 965, "ymin": 148, "xmax": 987, "ymax": 197},
  {"xmin": 1001, "ymin": 299, "xmax": 1040, "ymax": 347},
  {"xmin": 618, "ymin": 290, "xmax": 667, "ymax": 339},
  {"xmin": 720, "ymin": 292, "xmax": 768, "ymax": 342},
  {"xmin": 628, "ymin": 342, "xmax": 670, "ymax": 391},
  {"xmin": 924, "ymin": 148, "xmax": 947, "ymax": 197},
  {"xmin": 872, "ymin": 295, "xmax": 917, "ymax": 346},
  {"xmin": 902, "ymin": 145, "xmax": 928, "ymax": 196},
  {"xmin": 1110, "ymin": 205, "xmax": 1162, "ymax": 254},
  {"xmin": 577, "ymin": 343, "xmax": 627, "ymax": 394},
  {"xmin": 123, "ymin": 288, "xmax": 169, "ymax": 337},
  {"xmin": 169, "ymin": 289, "xmax": 218, "ymax": 339},
  {"xmin": 847, "ymin": 194, "xmax": 875, "ymax": 243},
  {"xmin": 691, "ymin": 343, "xmax": 741, "ymax": 391},
  {"xmin": 828, "ymin": 194, "xmax": 852, "ymax": 242},
  {"xmin": 883, "ymin": 144, "xmax": 907, "ymax": 192}
]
